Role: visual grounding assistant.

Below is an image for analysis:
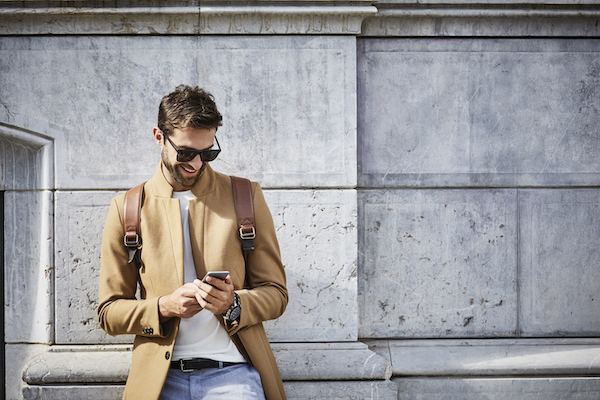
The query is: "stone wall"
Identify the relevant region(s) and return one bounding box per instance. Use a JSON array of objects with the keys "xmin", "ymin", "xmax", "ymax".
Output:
[{"xmin": 2, "ymin": 1, "xmax": 600, "ymax": 399}]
